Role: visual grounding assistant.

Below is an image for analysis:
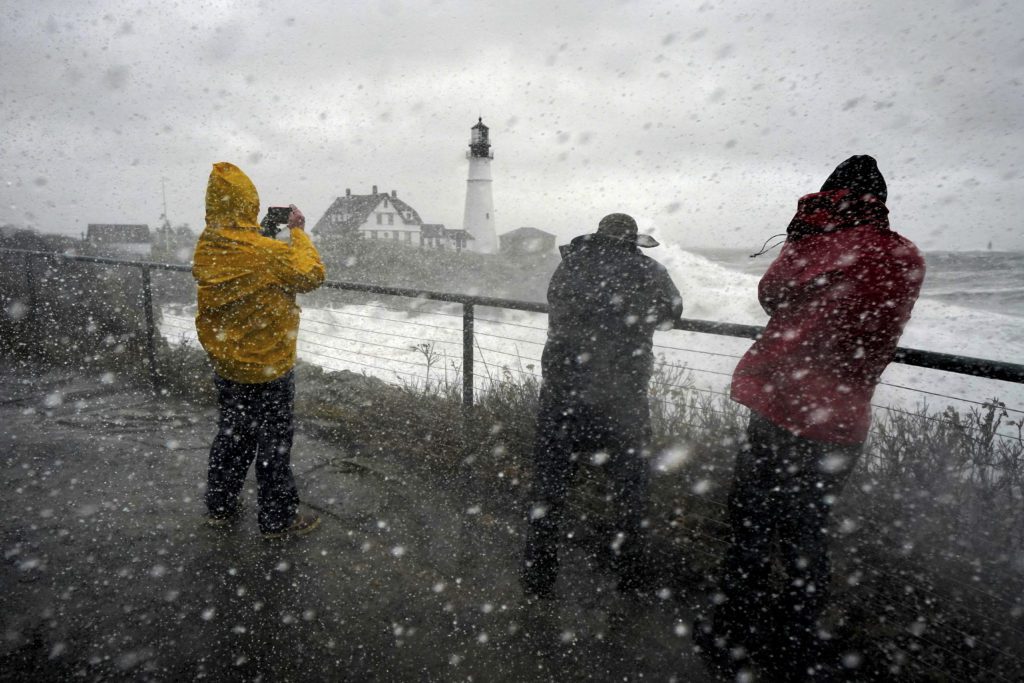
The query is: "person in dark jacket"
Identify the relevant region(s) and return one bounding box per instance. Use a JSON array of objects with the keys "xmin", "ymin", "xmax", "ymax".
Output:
[
  {"xmin": 697, "ymin": 156, "xmax": 925, "ymax": 679},
  {"xmin": 521, "ymin": 213, "xmax": 683, "ymax": 599}
]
